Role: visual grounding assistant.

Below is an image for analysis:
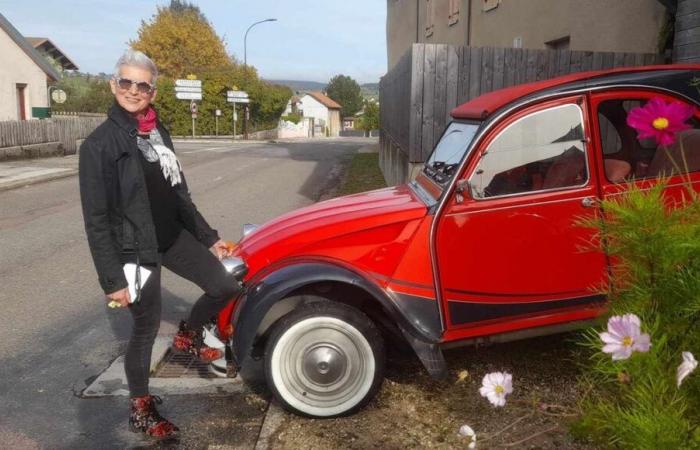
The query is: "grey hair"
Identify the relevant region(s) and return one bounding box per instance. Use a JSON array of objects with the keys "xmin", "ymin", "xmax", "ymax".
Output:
[{"xmin": 113, "ymin": 49, "xmax": 158, "ymax": 83}]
